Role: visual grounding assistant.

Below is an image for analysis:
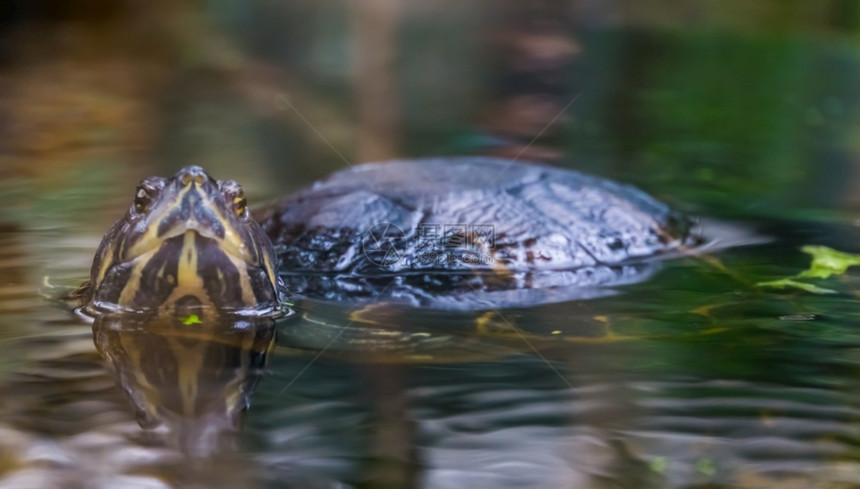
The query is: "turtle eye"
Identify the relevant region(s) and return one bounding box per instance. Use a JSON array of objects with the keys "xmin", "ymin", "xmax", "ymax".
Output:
[
  {"xmin": 219, "ymin": 180, "xmax": 248, "ymax": 219},
  {"xmin": 232, "ymin": 190, "xmax": 247, "ymax": 218},
  {"xmin": 133, "ymin": 186, "xmax": 153, "ymax": 213}
]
